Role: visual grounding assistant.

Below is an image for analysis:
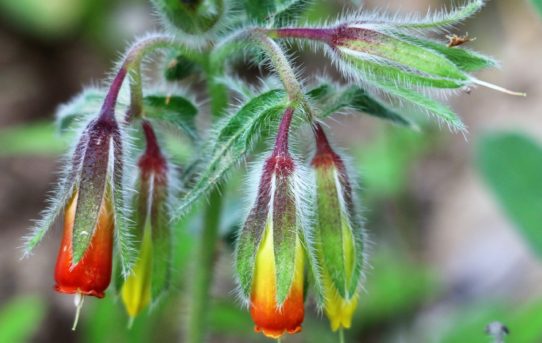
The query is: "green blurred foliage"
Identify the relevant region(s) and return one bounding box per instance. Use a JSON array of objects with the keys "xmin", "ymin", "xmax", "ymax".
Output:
[
  {"xmin": 0, "ymin": 0, "xmax": 92, "ymax": 38},
  {"xmin": 0, "ymin": 296, "xmax": 46, "ymax": 343},
  {"xmin": 530, "ymin": 0, "xmax": 542, "ymax": 18},
  {"xmin": 0, "ymin": 122, "xmax": 66, "ymax": 156},
  {"xmin": 441, "ymin": 299, "xmax": 542, "ymax": 343},
  {"xmin": 356, "ymin": 125, "xmax": 432, "ymax": 199},
  {"xmin": 476, "ymin": 132, "xmax": 542, "ymax": 257}
]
